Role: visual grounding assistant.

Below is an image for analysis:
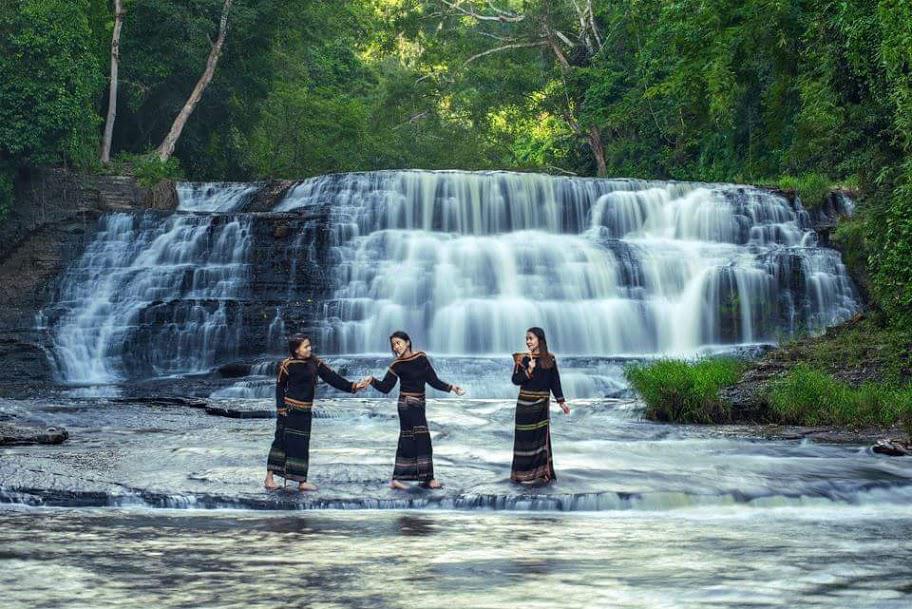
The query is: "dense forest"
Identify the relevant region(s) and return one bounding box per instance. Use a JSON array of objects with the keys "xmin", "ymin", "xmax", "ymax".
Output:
[{"xmin": 1, "ymin": 0, "xmax": 910, "ymax": 326}]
